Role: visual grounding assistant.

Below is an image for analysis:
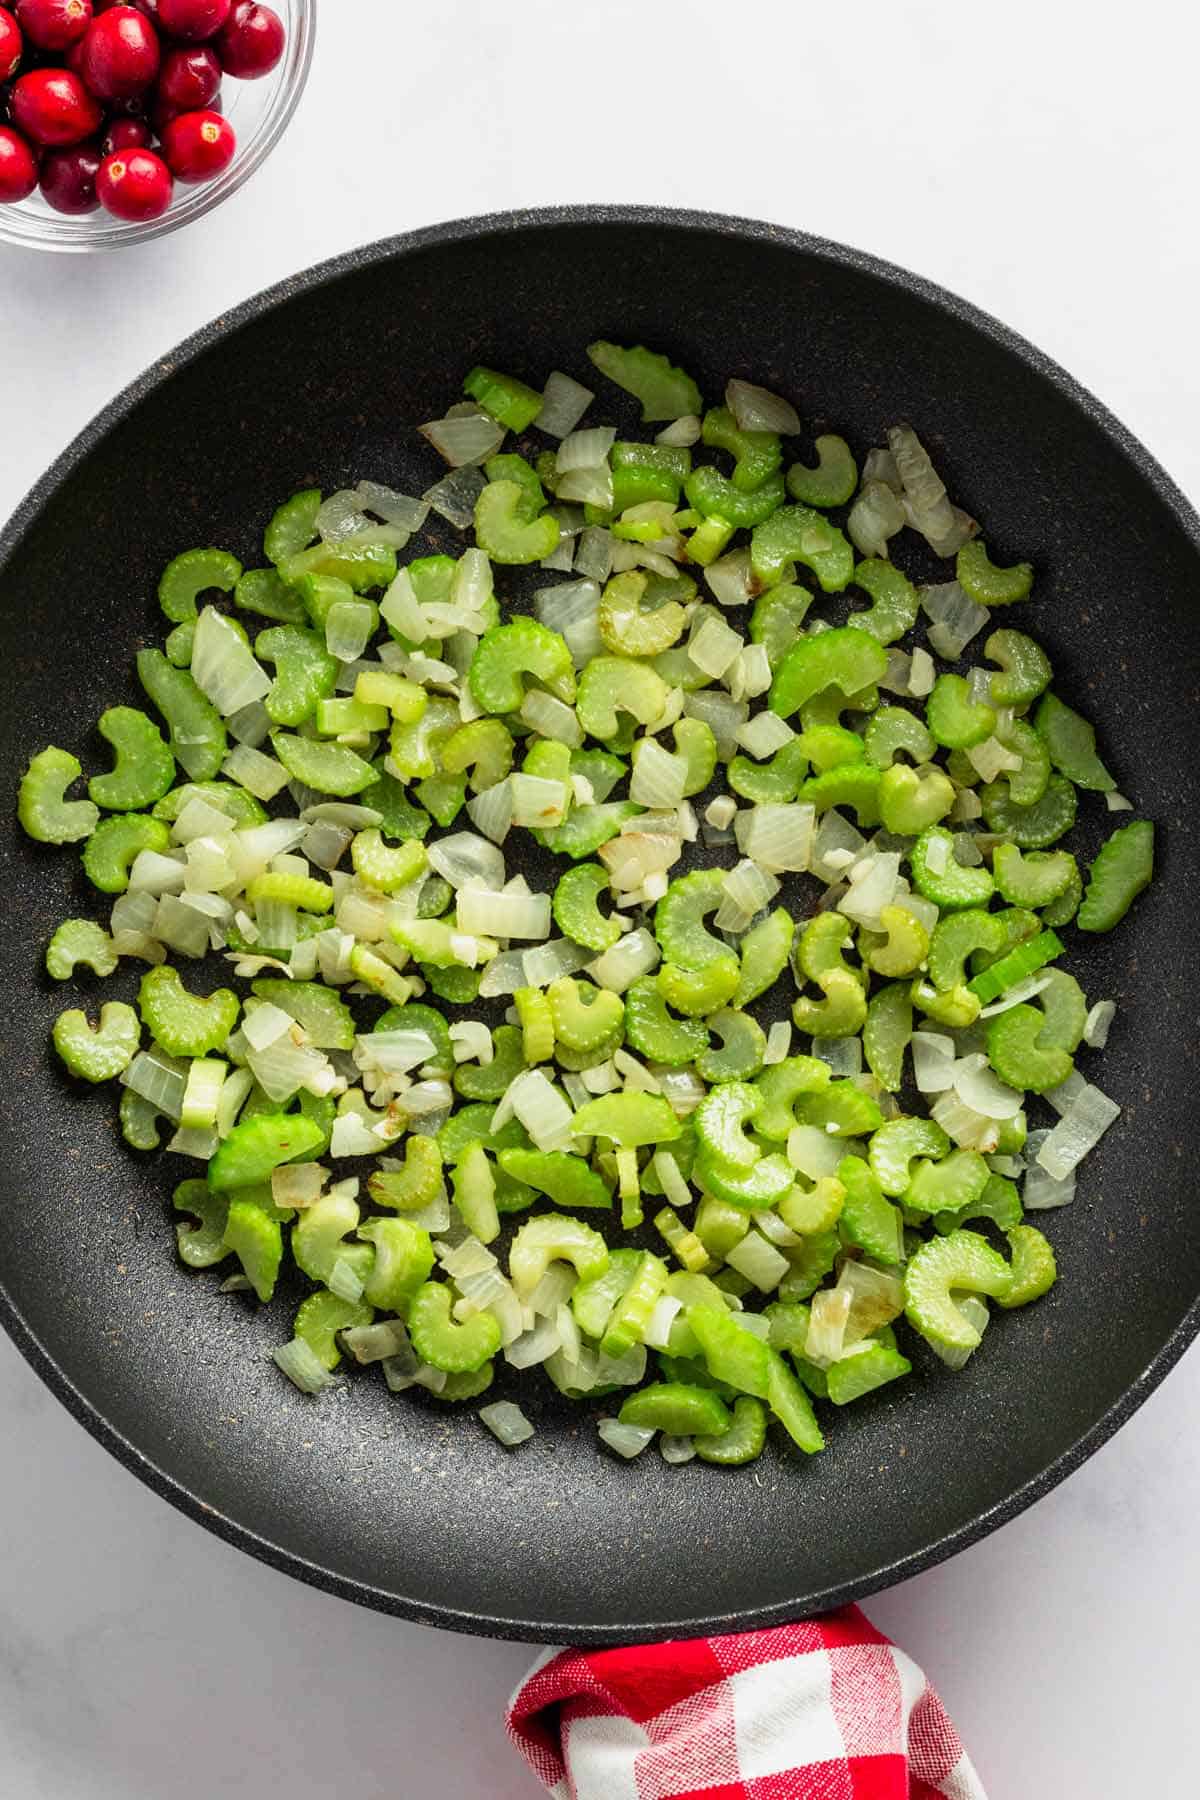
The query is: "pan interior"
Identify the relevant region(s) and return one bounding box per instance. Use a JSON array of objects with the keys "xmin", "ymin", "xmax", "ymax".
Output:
[{"xmin": 1, "ymin": 212, "xmax": 1197, "ymax": 1641}]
